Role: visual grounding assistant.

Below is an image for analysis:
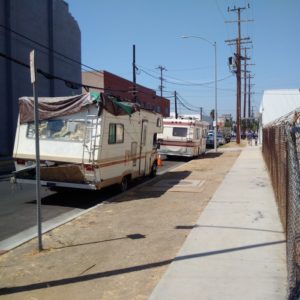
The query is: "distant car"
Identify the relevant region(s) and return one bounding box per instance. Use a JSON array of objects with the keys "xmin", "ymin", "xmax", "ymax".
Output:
[
  {"xmin": 225, "ymin": 134, "xmax": 231, "ymax": 143},
  {"xmin": 217, "ymin": 133, "xmax": 225, "ymax": 145},
  {"xmin": 206, "ymin": 131, "xmax": 219, "ymax": 148}
]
